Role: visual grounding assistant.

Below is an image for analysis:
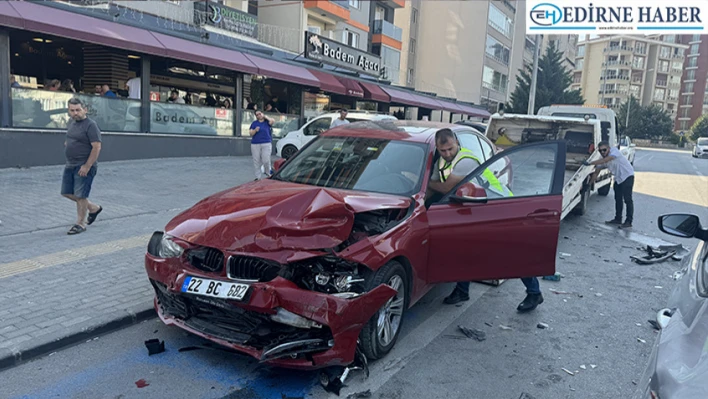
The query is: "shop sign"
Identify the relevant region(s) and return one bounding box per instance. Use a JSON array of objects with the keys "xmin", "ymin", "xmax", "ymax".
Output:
[
  {"xmin": 150, "ymin": 92, "xmax": 161, "ymax": 102},
  {"xmin": 304, "ymin": 32, "xmax": 381, "ymax": 76},
  {"xmin": 215, "ymin": 108, "xmax": 229, "ymax": 119},
  {"xmin": 194, "ymin": 1, "xmax": 258, "ymax": 39}
]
